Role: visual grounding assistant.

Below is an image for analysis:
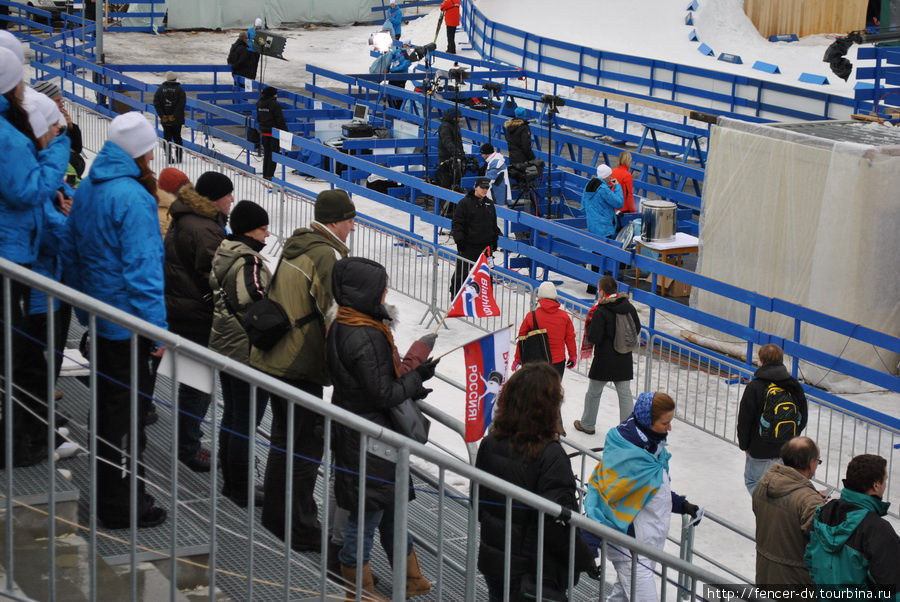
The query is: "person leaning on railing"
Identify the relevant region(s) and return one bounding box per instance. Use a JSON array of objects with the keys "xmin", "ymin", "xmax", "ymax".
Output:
[
  {"xmin": 583, "ymin": 392, "xmax": 701, "ymax": 602},
  {"xmin": 0, "ymin": 45, "xmax": 71, "ymax": 468},
  {"xmin": 475, "ymin": 363, "xmax": 597, "ymax": 601}
]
